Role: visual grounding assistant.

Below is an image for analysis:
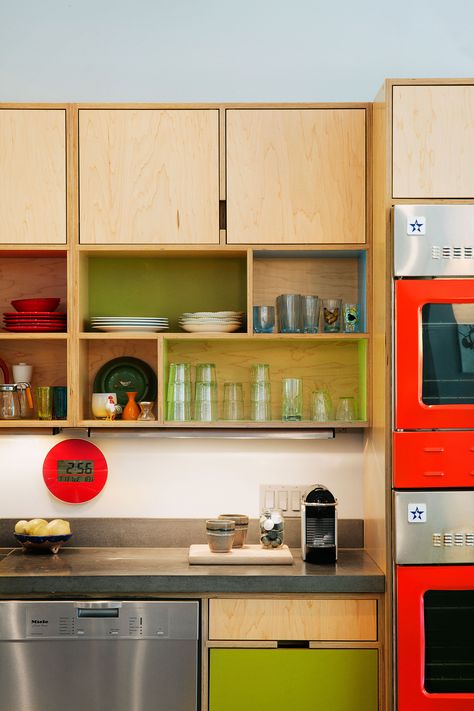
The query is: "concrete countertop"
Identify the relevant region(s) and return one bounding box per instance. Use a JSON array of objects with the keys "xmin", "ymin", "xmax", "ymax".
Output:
[{"xmin": 0, "ymin": 547, "xmax": 384, "ymax": 597}]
